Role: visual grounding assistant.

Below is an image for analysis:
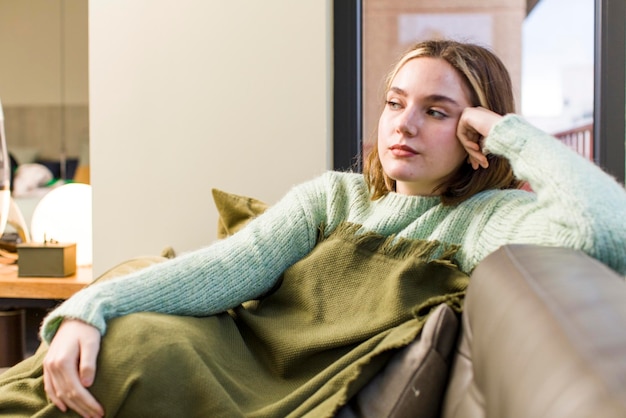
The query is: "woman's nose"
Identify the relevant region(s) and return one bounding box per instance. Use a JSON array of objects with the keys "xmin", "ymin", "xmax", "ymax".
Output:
[{"xmin": 396, "ymin": 108, "xmax": 419, "ymax": 137}]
